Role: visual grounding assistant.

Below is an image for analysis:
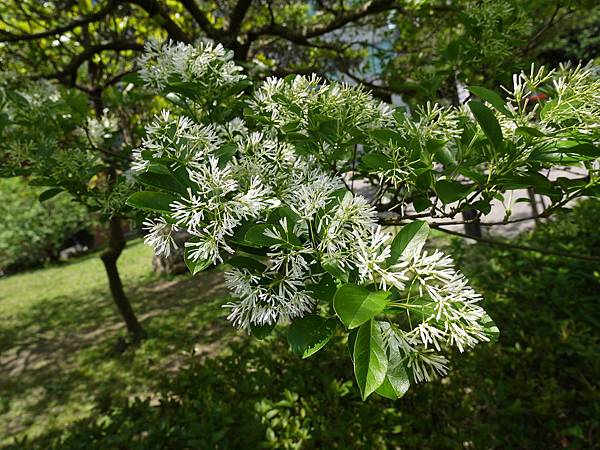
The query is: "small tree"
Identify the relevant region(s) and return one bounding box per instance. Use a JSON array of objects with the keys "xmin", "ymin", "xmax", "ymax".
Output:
[
  {"xmin": 126, "ymin": 42, "xmax": 599, "ymax": 399},
  {"xmin": 0, "ymin": 76, "xmax": 154, "ymax": 341}
]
